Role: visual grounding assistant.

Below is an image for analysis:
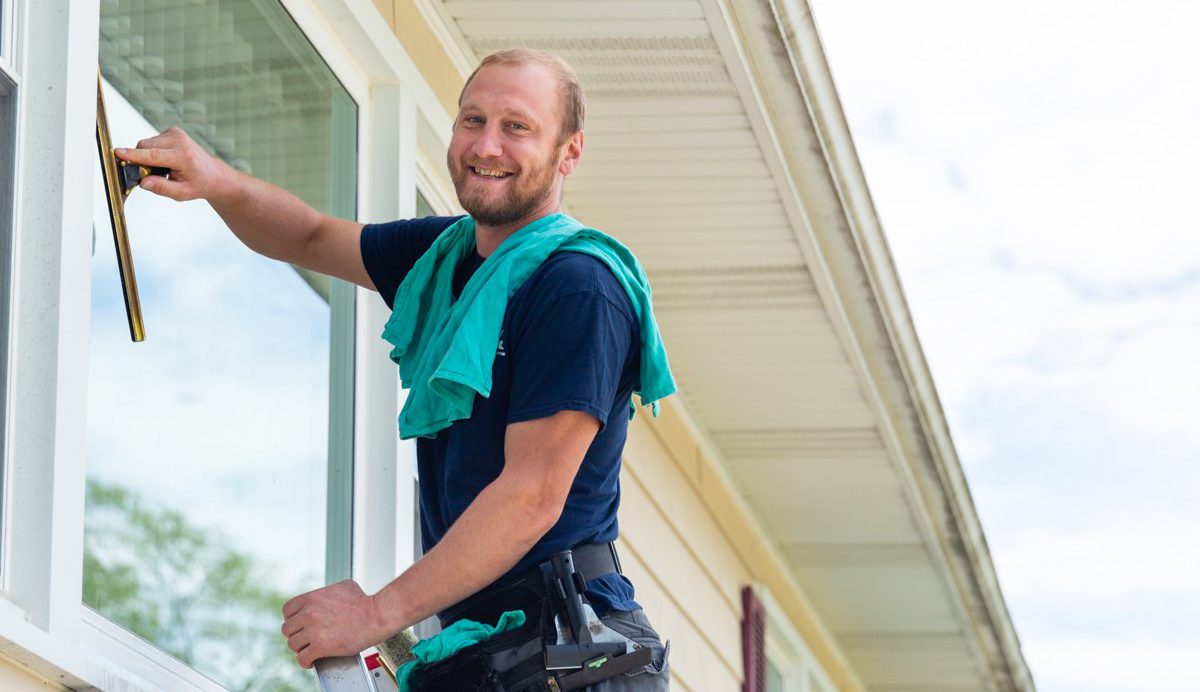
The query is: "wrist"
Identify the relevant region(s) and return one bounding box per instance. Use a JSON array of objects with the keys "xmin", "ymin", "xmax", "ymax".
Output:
[
  {"xmin": 205, "ymin": 158, "xmax": 242, "ymax": 207},
  {"xmin": 367, "ymin": 591, "xmax": 397, "ymax": 644}
]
